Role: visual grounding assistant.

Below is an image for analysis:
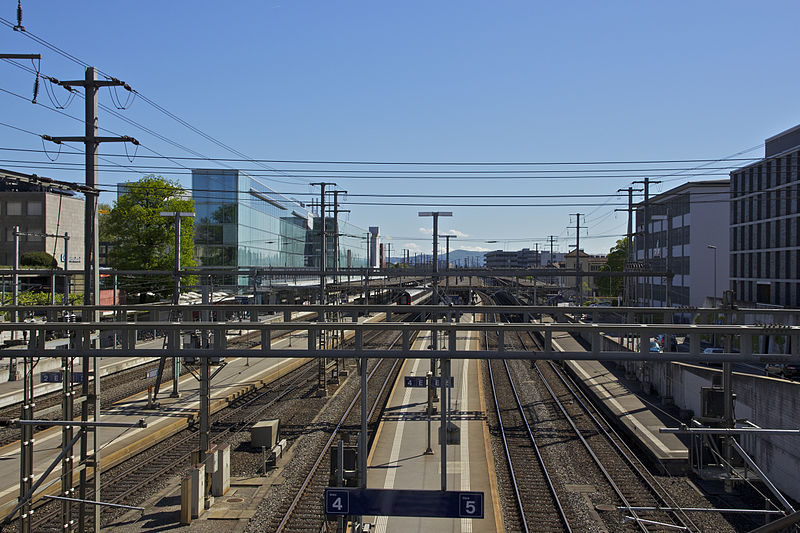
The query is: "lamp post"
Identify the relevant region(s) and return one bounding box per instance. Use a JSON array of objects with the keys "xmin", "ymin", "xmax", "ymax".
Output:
[
  {"xmin": 439, "ymin": 234, "xmax": 457, "ymax": 293},
  {"xmin": 160, "ymin": 211, "xmax": 195, "ymax": 398},
  {"xmin": 418, "ymin": 211, "xmax": 453, "ymax": 492},
  {"xmin": 707, "ymin": 244, "xmax": 717, "ymax": 309},
  {"xmin": 707, "ymin": 244, "xmax": 718, "ymax": 349}
]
